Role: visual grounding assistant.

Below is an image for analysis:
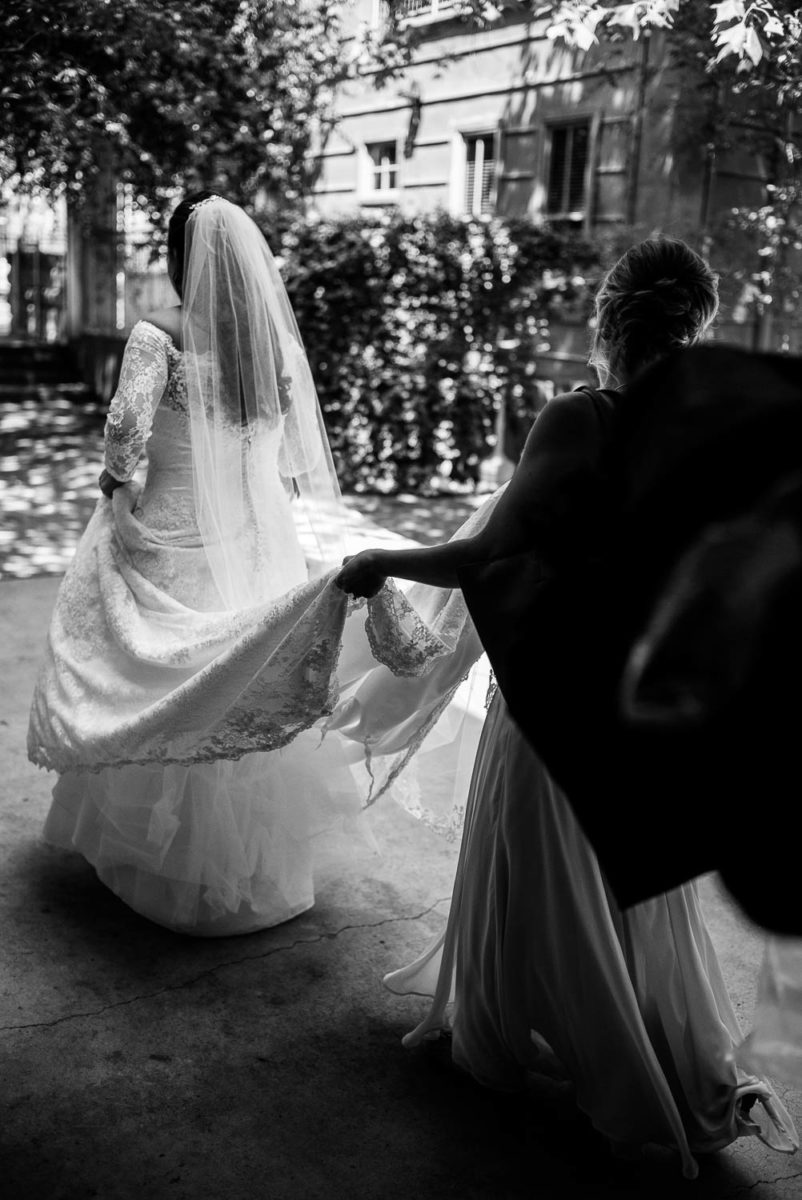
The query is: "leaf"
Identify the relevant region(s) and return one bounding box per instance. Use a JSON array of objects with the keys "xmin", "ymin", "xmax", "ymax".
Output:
[
  {"xmin": 573, "ymin": 20, "xmax": 600, "ymax": 49},
  {"xmin": 712, "ymin": 0, "xmax": 745, "ymax": 24},
  {"xmin": 607, "ymin": 3, "xmax": 645, "ymax": 37},
  {"xmin": 714, "ymin": 18, "xmax": 749, "ymax": 61},
  {"xmin": 744, "ymin": 23, "xmax": 763, "ymax": 65}
]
